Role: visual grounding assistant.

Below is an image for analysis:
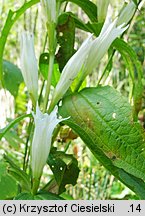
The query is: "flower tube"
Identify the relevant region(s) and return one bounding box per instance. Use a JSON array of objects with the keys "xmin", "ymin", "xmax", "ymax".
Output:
[
  {"xmin": 50, "ymin": 35, "xmax": 93, "ymax": 110},
  {"xmin": 83, "ymin": 13, "xmax": 128, "ymax": 79},
  {"xmin": 20, "ymin": 32, "xmax": 38, "ymax": 105},
  {"xmin": 117, "ymin": 1, "xmax": 136, "ymax": 26},
  {"xmin": 31, "ymin": 105, "xmax": 66, "ymax": 181}
]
